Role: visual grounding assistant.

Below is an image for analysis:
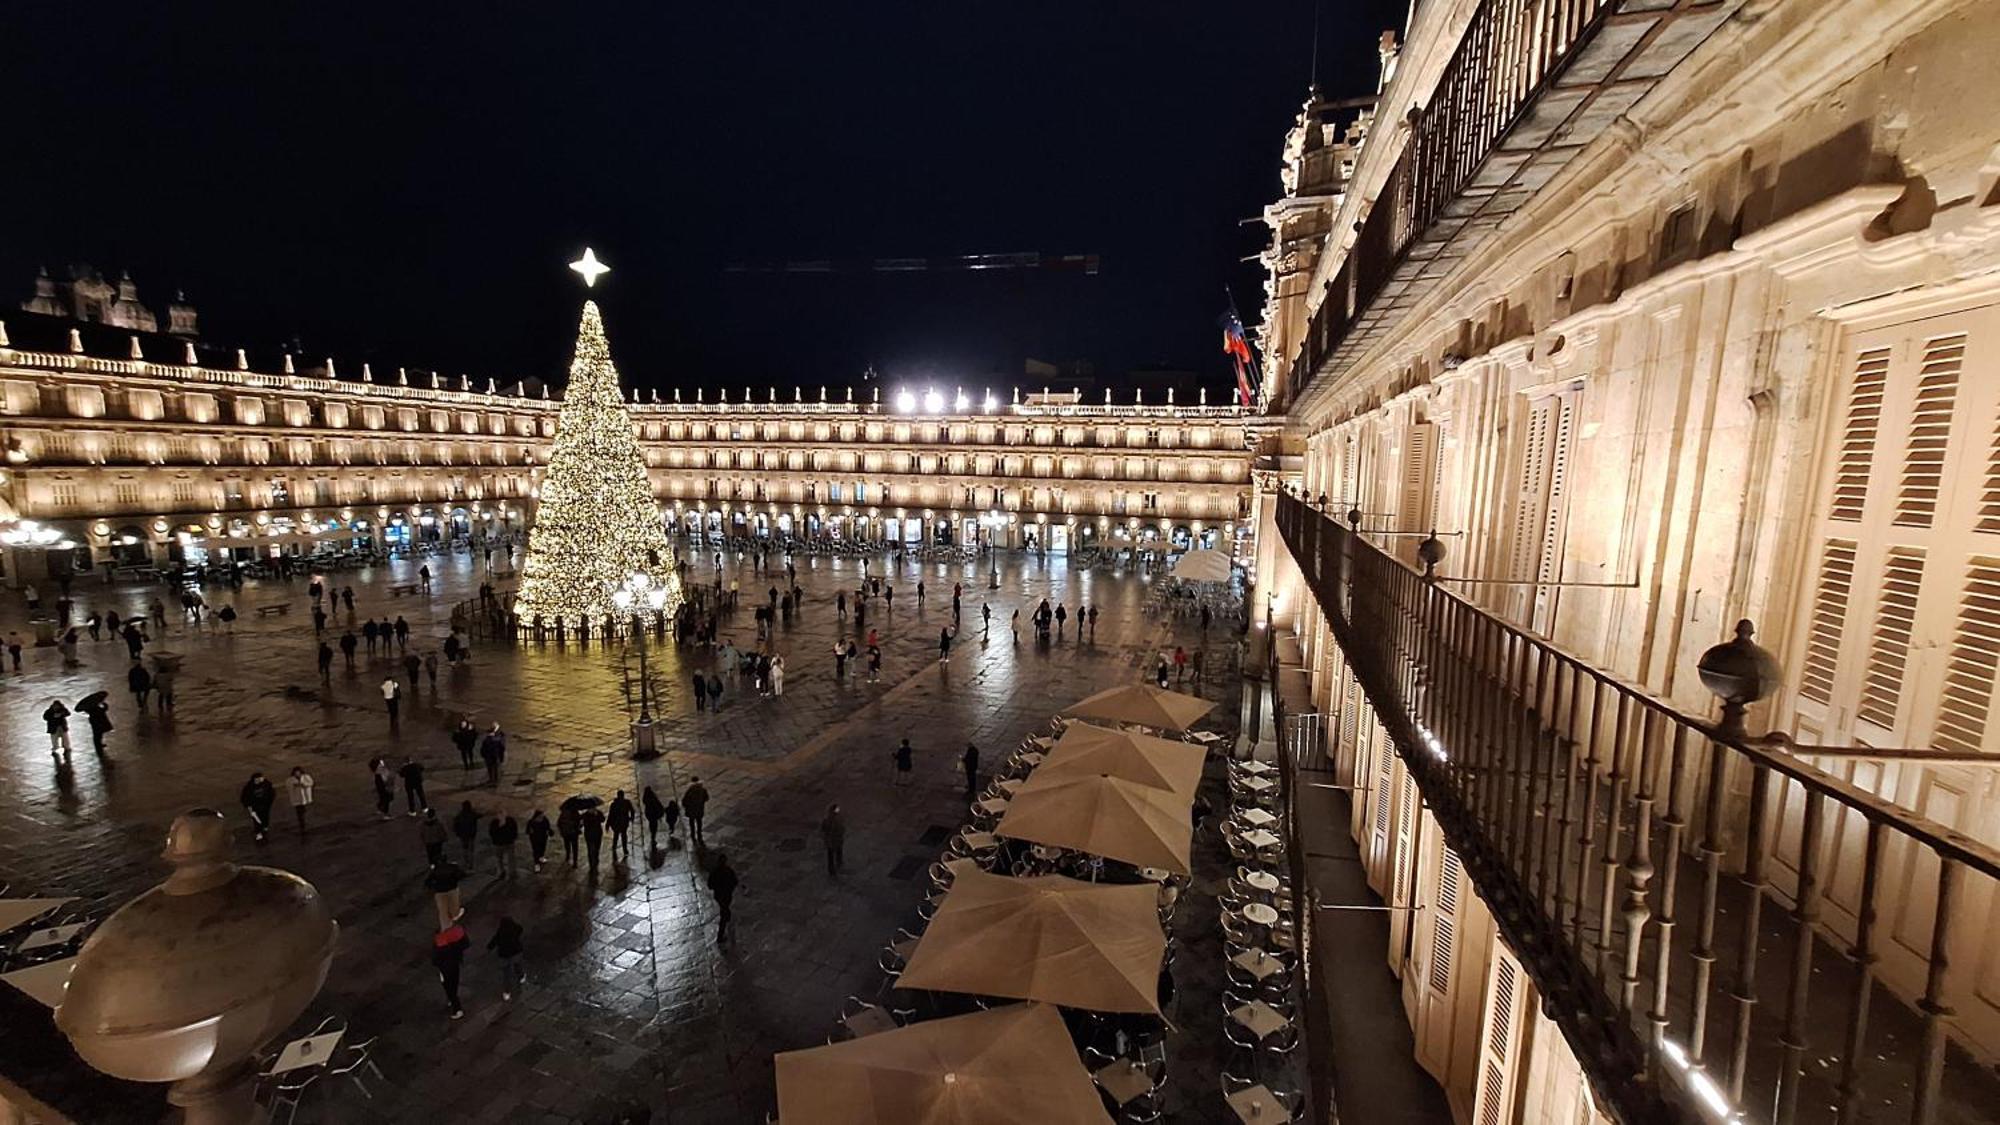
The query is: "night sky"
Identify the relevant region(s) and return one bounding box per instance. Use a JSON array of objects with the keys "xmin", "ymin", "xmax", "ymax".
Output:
[{"xmin": 6, "ymin": 2, "xmax": 1404, "ymax": 396}]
